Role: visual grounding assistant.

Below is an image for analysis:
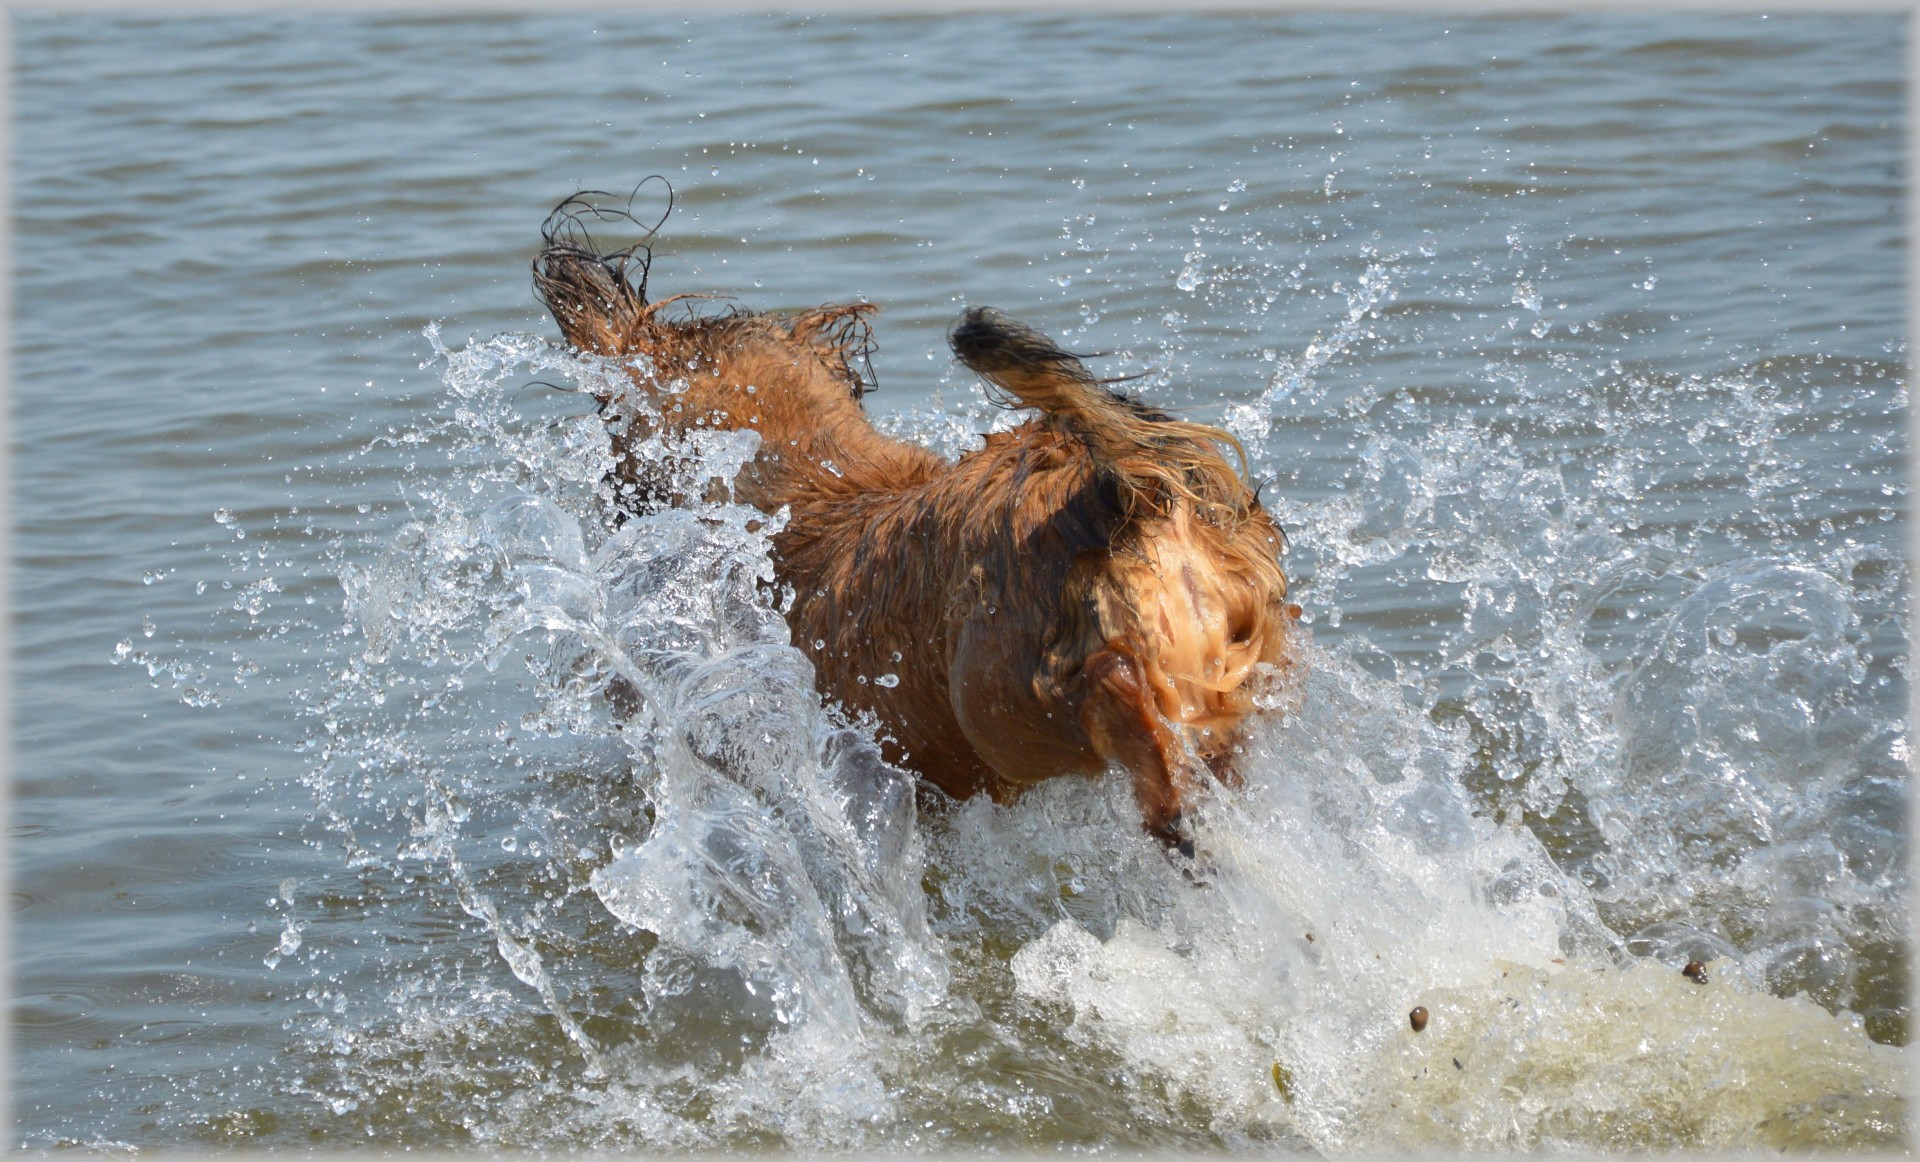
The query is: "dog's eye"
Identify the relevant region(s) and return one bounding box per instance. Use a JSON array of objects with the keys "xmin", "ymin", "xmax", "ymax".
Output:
[{"xmin": 1229, "ymin": 621, "xmax": 1254, "ymax": 647}]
